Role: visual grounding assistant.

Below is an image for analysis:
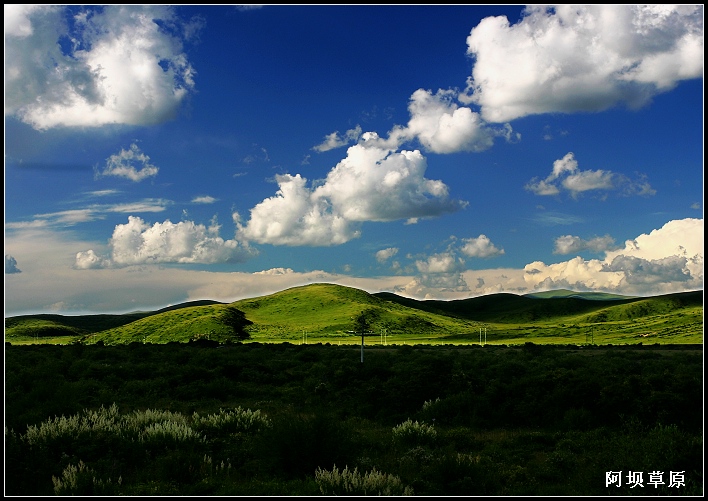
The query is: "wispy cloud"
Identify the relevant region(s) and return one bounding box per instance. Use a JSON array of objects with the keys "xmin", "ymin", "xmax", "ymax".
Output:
[
  {"xmin": 313, "ymin": 125, "xmax": 362, "ymax": 152},
  {"xmin": 5, "ymin": 199, "xmax": 172, "ymax": 229},
  {"xmin": 525, "ymin": 152, "xmax": 655, "ymax": 199},
  {"xmin": 192, "ymin": 195, "xmax": 218, "ymax": 204},
  {"xmin": 532, "ymin": 211, "xmax": 584, "ymax": 226}
]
